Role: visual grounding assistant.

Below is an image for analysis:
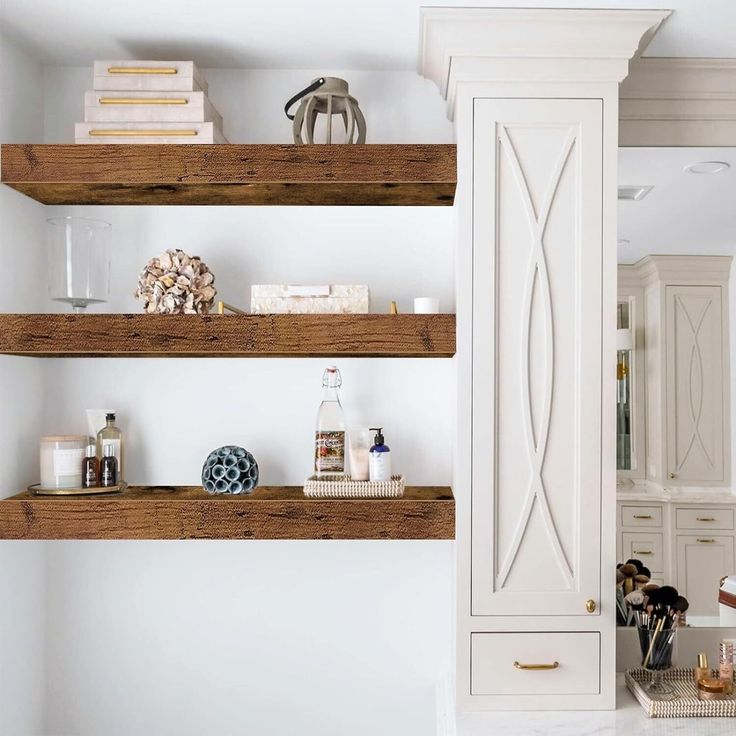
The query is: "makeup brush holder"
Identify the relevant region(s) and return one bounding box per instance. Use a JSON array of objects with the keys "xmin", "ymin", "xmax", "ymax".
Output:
[{"xmin": 637, "ymin": 624, "xmax": 678, "ymax": 700}]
